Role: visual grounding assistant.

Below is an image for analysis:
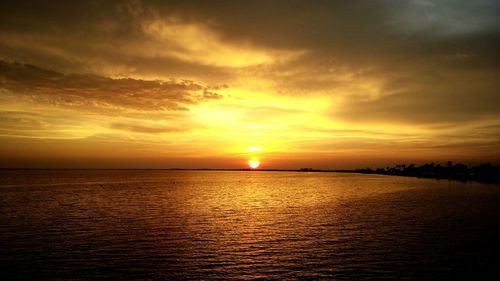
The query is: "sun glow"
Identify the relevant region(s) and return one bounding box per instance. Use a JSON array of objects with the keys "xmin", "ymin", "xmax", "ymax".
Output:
[
  {"xmin": 246, "ymin": 146, "xmax": 263, "ymax": 153},
  {"xmin": 248, "ymin": 160, "xmax": 261, "ymax": 169}
]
